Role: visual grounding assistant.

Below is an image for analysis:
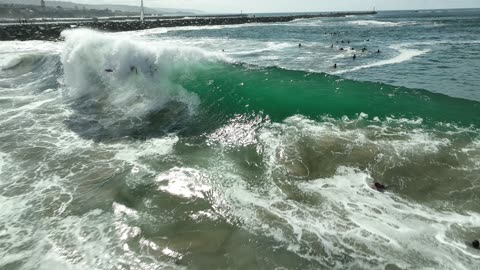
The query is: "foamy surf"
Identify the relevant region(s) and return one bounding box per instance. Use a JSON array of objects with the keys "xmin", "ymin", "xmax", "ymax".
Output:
[
  {"xmin": 349, "ymin": 20, "xmax": 417, "ymax": 27},
  {"xmin": 334, "ymin": 44, "xmax": 430, "ymax": 74}
]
